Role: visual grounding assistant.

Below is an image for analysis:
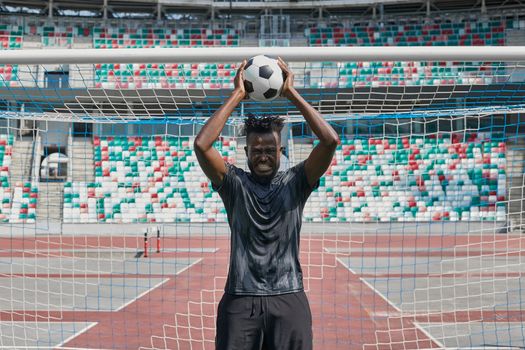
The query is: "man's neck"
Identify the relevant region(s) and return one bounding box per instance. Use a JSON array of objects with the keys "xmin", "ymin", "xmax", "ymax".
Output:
[{"xmin": 251, "ymin": 173, "xmax": 274, "ymax": 185}]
